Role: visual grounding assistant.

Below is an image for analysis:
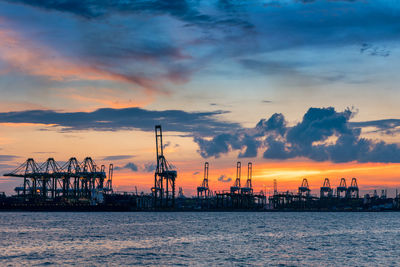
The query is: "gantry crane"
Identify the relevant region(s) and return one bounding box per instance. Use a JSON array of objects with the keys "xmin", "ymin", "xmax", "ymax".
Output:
[
  {"xmin": 152, "ymin": 125, "xmax": 177, "ymax": 209},
  {"xmin": 337, "ymin": 178, "xmax": 347, "ymax": 198},
  {"xmin": 4, "ymin": 157, "xmax": 108, "ymax": 199},
  {"xmin": 298, "ymin": 178, "xmax": 310, "ymax": 197},
  {"xmin": 320, "ymin": 178, "xmax": 333, "ymax": 198},
  {"xmin": 346, "ymin": 178, "xmax": 359, "ymax": 198},
  {"xmin": 230, "ymin": 162, "xmax": 241, "ymax": 194},
  {"xmin": 197, "ymin": 162, "xmax": 210, "ymax": 198},
  {"xmin": 105, "ymin": 163, "xmax": 113, "ymax": 193},
  {"xmin": 241, "ymin": 162, "xmax": 253, "ymax": 194}
]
